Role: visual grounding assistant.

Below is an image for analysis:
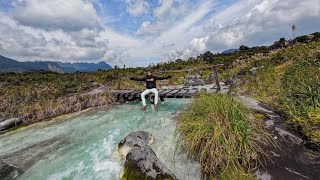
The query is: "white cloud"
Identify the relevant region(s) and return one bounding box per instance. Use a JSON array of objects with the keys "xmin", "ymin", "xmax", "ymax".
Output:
[
  {"xmin": 125, "ymin": 0, "xmax": 148, "ymax": 16},
  {"xmin": 0, "ymin": 11, "xmax": 107, "ymax": 62},
  {"xmin": 154, "ymin": 0, "xmax": 174, "ymax": 19},
  {"xmin": 169, "ymin": 0, "xmax": 320, "ymax": 59},
  {"xmin": 137, "ymin": 0, "xmax": 189, "ymax": 35},
  {"xmin": 0, "ymin": 0, "xmax": 319, "ymax": 67},
  {"xmin": 11, "ymin": 0, "xmax": 101, "ymax": 31},
  {"xmin": 169, "ymin": 36, "xmax": 209, "ymax": 60},
  {"xmin": 148, "ymin": 0, "xmax": 215, "ymax": 60}
]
